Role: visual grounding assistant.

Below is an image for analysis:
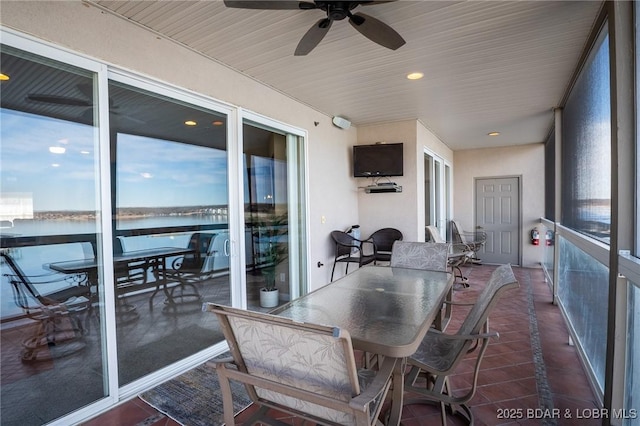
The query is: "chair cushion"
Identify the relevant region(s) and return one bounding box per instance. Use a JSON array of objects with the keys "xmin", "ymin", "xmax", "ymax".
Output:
[
  {"xmin": 409, "ymin": 330, "xmax": 467, "ymax": 374},
  {"xmin": 229, "ymin": 315, "xmax": 361, "ymax": 425},
  {"xmin": 390, "ymin": 241, "xmax": 449, "ymax": 271}
]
